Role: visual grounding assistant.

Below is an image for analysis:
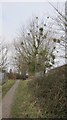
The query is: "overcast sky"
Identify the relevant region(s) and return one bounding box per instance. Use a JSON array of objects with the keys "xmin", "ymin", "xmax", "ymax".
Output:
[{"xmin": 0, "ymin": 1, "xmax": 65, "ymax": 43}]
